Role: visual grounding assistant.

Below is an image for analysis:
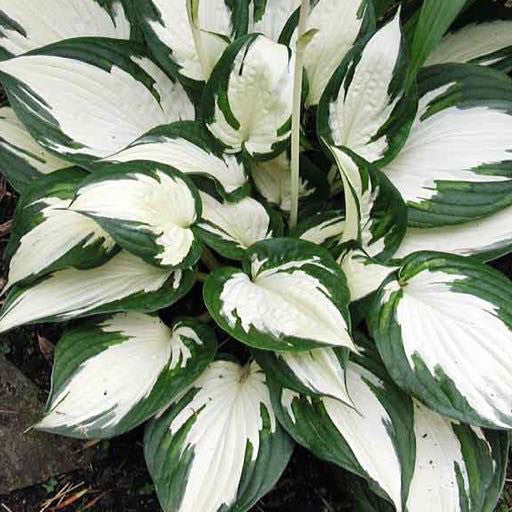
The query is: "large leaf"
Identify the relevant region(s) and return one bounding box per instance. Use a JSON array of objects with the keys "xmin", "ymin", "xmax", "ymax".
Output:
[
  {"xmin": 371, "ymin": 251, "xmax": 512, "ymax": 429},
  {"xmin": 248, "ymin": 0, "xmax": 300, "ymax": 43},
  {"xmin": 292, "ymin": 210, "xmax": 345, "ymax": 249},
  {"xmin": 5, "ymin": 168, "xmax": 115, "ymax": 291},
  {"xmin": 37, "ymin": 314, "xmax": 216, "ymax": 439},
  {"xmin": 383, "ymin": 63, "xmax": 512, "ymax": 228},
  {"xmin": 197, "ymin": 191, "xmax": 281, "ymax": 261},
  {"xmin": 0, "ymin": 106, "xmax": 69, "ymax": 192},
  {"xmin": 327, "ymin": 146, "xmax": 407, "ymax": 261},
  {"xmin": 303, "ymin": 0, "xmax": 374, "ymax": 107},
  {"xmin": 318, "ymin": 10, "xmax": 415, "ymax": 166},
  {"xmin": 71, "ymin": 161, "xmax": 202, "ymax": 269},
  {"xmin": 394, "ymin": 205, "xmax": 512, "ymax": 262},
  {"xmin": 0, "ymin": 38, "xmax": 194, "ymax": 165},
  {"xmin": 204, "ymin": 238, "xmax": 354, "ymax": 352},
  {"xmin": 270, "ymin": 337, "xmax": 508, "ymax": 511},
  {"xmin": 405, "ymin": 0, "xmax": 468, "ymax": 89},
  {"xmin": 144, "ymin": 359, "xmax": 293, "ymax": 512},
  {"xmin": 0, "ymin": 0, "xmax": 131, "ymax": 59},
  {"xmin": 202, "ymin": 34, "xmax": 294, "ymax": 159},
  {"xmin": 426, "ymin": 21, "xmax": 512, "ymax": 73},
  {"xmin": 134, "ymin": 0, "xmax": 245, "ymax": 86},
  {"xmin": 0, "ymin": 251, "xmax": 195, "ymax": 333},
  {"xmin": 102, "ymin": 122, "xmax": 249, "ymax": 200}
]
